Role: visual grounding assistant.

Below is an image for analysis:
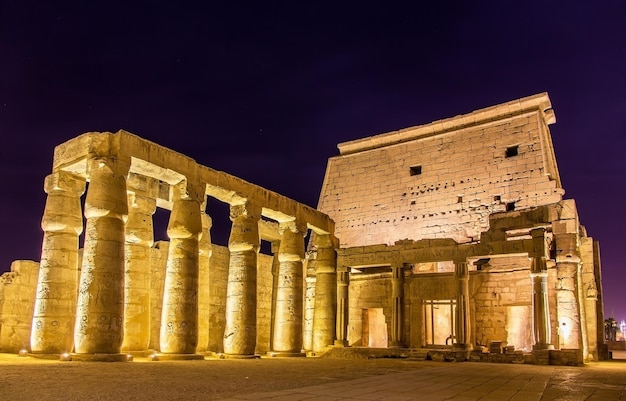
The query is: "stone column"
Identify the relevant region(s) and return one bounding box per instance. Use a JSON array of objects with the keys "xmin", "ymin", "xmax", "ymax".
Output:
[
  {"xmin": 159, "ymin": 183, "xmax": 204, "ymax": 358},
  {"xmin": 74, "ymin": 157, "xmax": 129, "ymax": 359},
  {"xmin": 334, "ymin": 266, "xmax": 349, "ymax": 347},
  {"xmin": 555, "ymin": 233, "xmax": 582, "ymax": 350},
  {"xmin": 302, "ymin": 274, "xmax": 316, "ymax": 352},
  {"xmin": 196, "ymin": 212, "xmax": 213, "ymax": 353},
  {"xmin": 271, "ymin": 221, "xmax": 306, "ymax": 355},
  {"xmin": 121, "ymin": 190, "xmax": 156, "ymax": 354},
  {"xmin": 269, "ymin": 241, "xmax": 280, "ymax": 351},
  {"xmin": 223, "ymin": 202, "xmax": 260, "ymax": 356},
  {"xmin": 454, "ymin": 261, "xmax": 471, "ymax": 349},
  {"xmin": 390, "ymin": 264, "xmax": 406, "ymax": 348},
  {"xmin": 530, "ymin": 228, "xmax": 553, "ymax": 350},
  {"xmin": 311, "ymin": 234, "xmax": 337, "ymax": 352},
  {"xmin": 31, "ymin": 171, "xmax": 85, "ymax": 354},
  {"xmin": 531, "ymin": 257, "xmax": 552, "ymax": 349}
]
